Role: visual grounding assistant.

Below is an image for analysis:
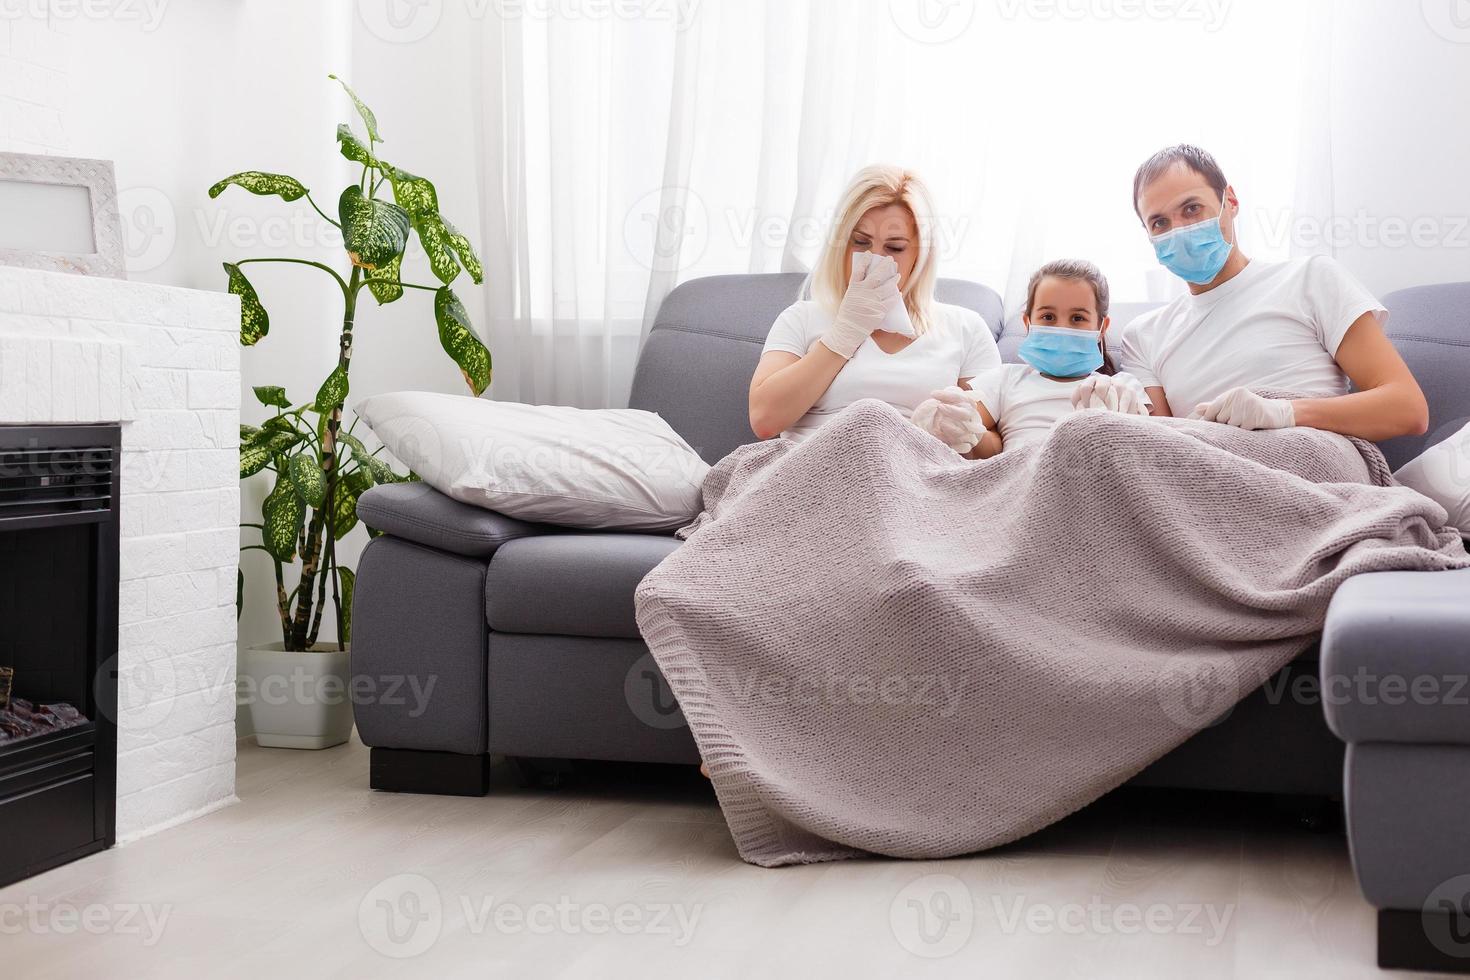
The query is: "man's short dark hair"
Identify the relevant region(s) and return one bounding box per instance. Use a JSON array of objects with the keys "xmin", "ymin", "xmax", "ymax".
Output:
[{"xmin": 1132, "ymin": 144, "xmax": 1228, "ymax": 218}]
